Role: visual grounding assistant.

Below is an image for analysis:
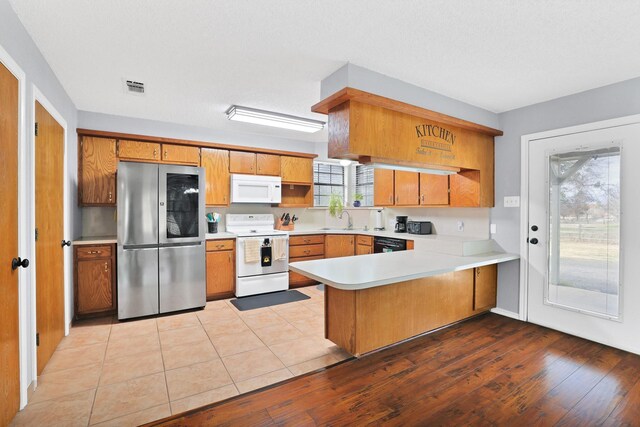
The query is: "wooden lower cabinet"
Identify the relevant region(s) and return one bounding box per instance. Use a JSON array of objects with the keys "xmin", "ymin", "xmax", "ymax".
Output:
[
  {"xmin": 473, "ymin": 264, "xmax": 497, "ymax": 312},
  {"xmin": 289, "ymin": 234, "xmax": 325, "ymax": 288},
  {"xmin": 206, "ymin": 240, "xmax": 235, "ymax": 300},
  {"xmin": 74, "ymin": 244, "xmax": 116, "ymax": 318},
  {"xmin": 355, "ymin": 235, "xmax": 373, "ymax": 255},
  {"xmin": 325, "ymin": 235, "xmax": 355, "ymax": 258}
]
